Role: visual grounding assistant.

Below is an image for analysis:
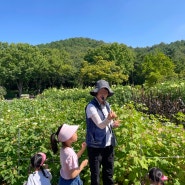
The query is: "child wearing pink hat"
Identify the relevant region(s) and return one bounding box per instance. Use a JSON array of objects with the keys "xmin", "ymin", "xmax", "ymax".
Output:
[
  {"xmin": 148, "ymin": 167, "xmax": 168, "ymax": 185},
  {"xmin": 25, "ymin": 152, "xmax": 52, "ymax": 185},
  {"xmin": 50, "ymin": 123, "xmax": 88, "ymax": 185}
]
